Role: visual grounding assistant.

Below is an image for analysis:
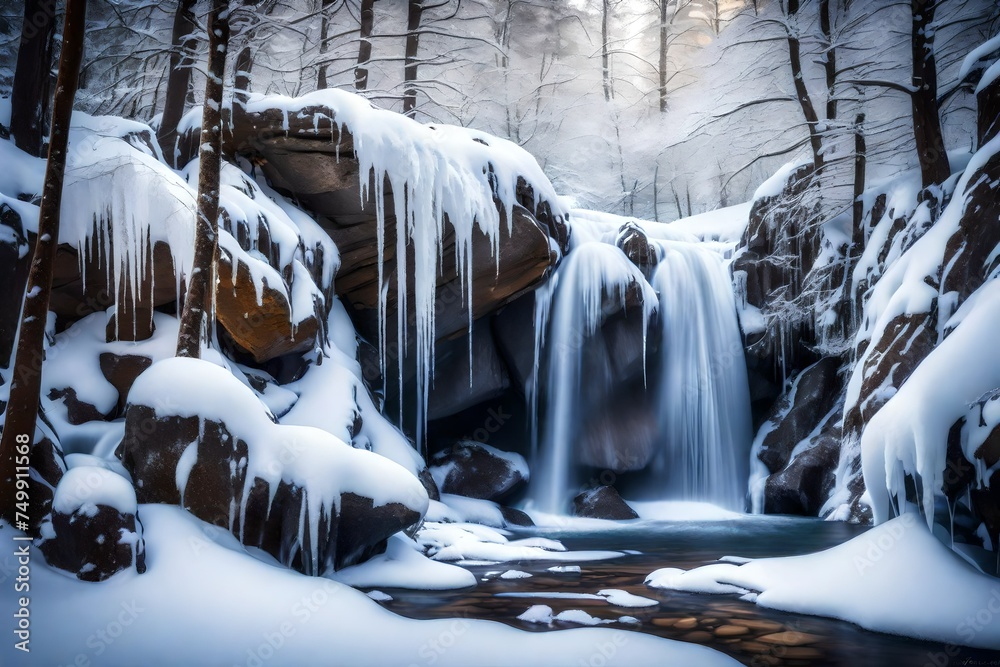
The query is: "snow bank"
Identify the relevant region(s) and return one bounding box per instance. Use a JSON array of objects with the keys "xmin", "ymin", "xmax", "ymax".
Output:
[
  {"xmin": 10, "ymin": 505, "xmax": 739, "ymax": 667},
  {"xmin": 417, "ymin": 522, "xmax": 621, "ymax": 564},
  {"xmin": 647, "ymin": 515, "xmax": 1000, "ymax": 649},
  {"xmin": 332, "ymin": 535, "xmax": 476, "ymax": 590}
]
